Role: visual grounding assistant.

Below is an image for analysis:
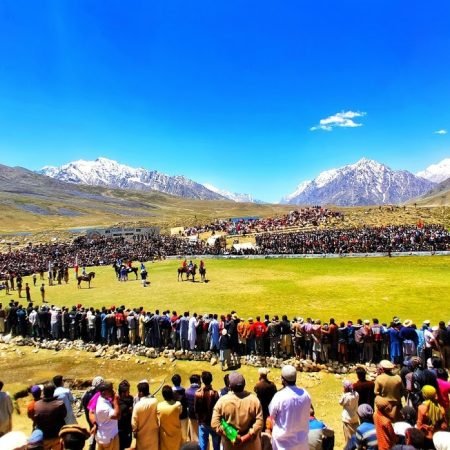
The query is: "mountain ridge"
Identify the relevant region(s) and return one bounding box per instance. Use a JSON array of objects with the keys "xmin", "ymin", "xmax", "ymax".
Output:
[{"xmin": 282, "ymin": 158, "xmax": 437, "ymax": 206}]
